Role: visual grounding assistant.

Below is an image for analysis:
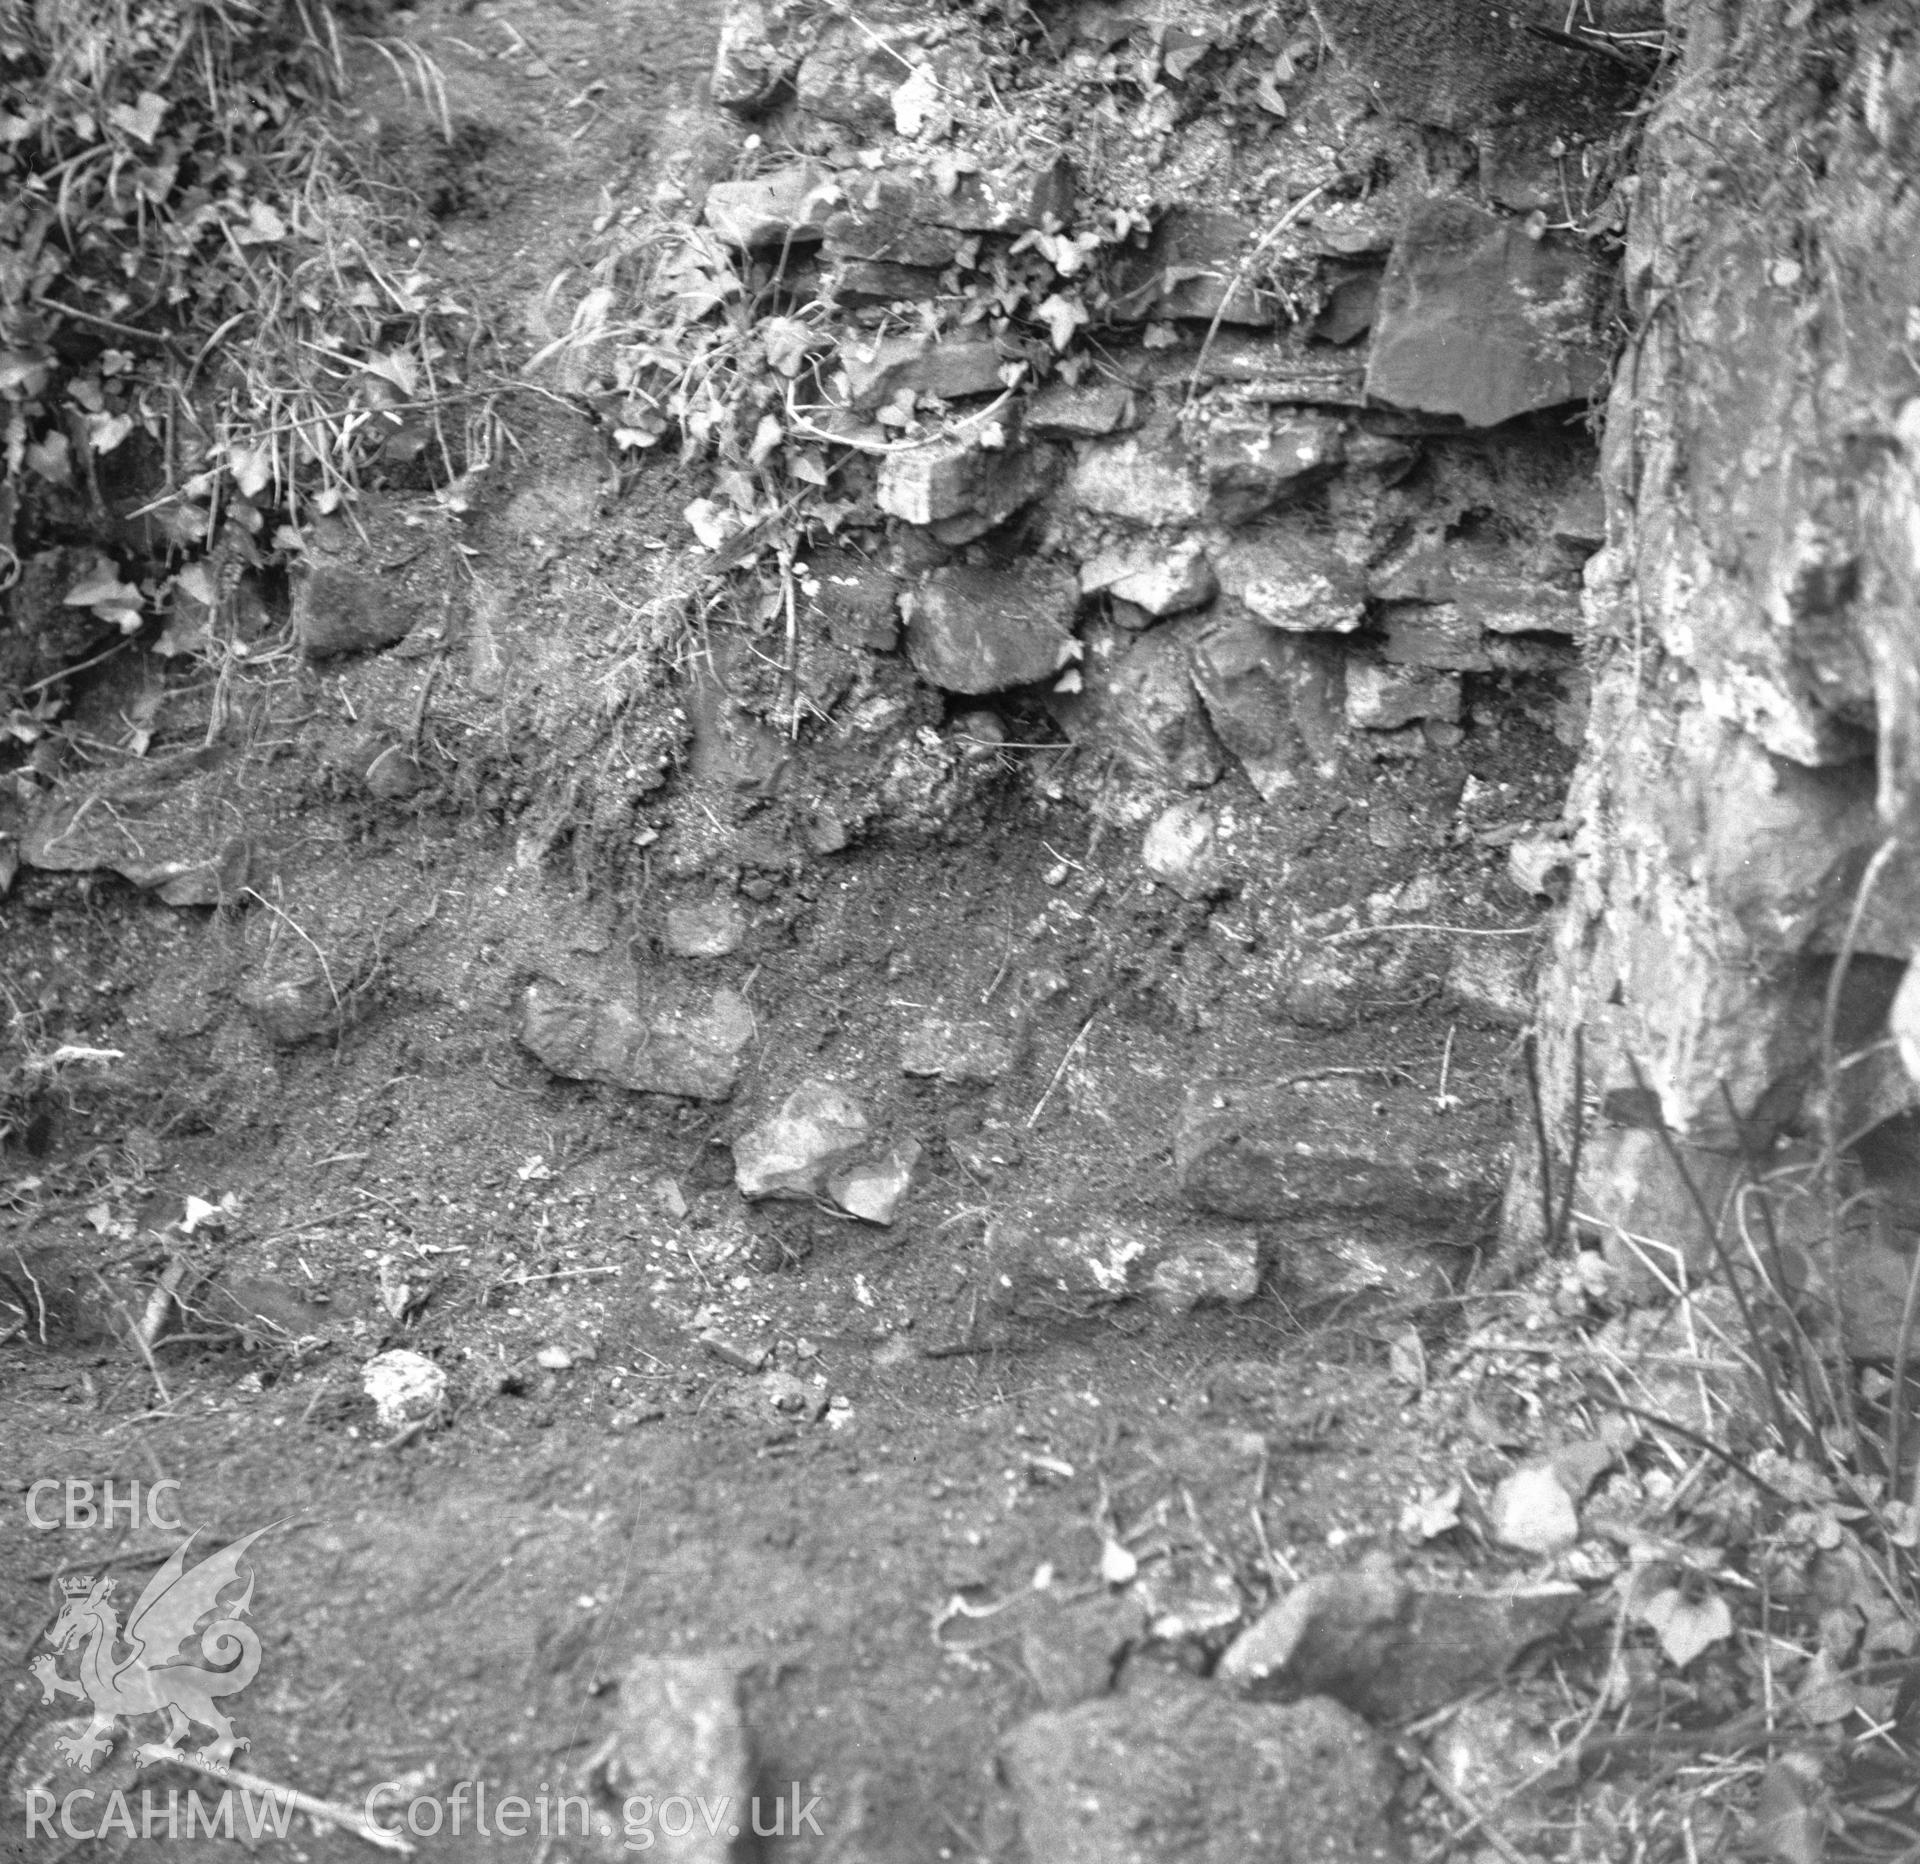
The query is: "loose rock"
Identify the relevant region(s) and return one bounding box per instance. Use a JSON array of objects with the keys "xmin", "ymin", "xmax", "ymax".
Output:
[
  {"xmin": 664, "ymin": 898, "xmax": 747, "ymax": 959},
  {"xmin": 362, "ymin": 1350, "xmax": 445, "ymax": 1433},
  {"xmin": 592, "ymin": 1657, "xmax": 754, "ymax": 1864},
  {"xmin": 701, "ymin": 163, "xmax": 836, "ymax": 249},
  {"xmin": 1187, "ymin": 612, "xmax": 1346, "ymax": 795},
  {"xmin": 828, "ymin": 1139, "xmax": 920, "ymax": 1226},
  {"xmin": 999, "ymin": 1675, "xmax": 1408, "ymax": 1864},
  {"xmin": 1220, "ymin": 1558, "xmax": 1582, "ymax": 1720},
  {"xmin": 1175, "ymin": 1077, "xmax": 1498, "ymax": 1225},
  {"xmin": 734, "ymin": 1080, "xmax": 872, "ymax": 1200},
  {"xmin": 1142, "ymin": 800, "xmax": 1227, "ymax": 899},
  {"xmin": 899, "ymin": 1015, "xmax": 1016, "ymax": 1083},
  {"xmin": 521, "ymin": 980, "xmax": 754, "ymax": 1102}
]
